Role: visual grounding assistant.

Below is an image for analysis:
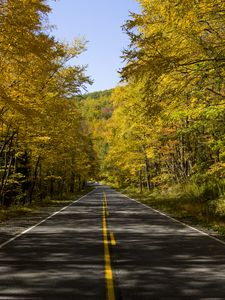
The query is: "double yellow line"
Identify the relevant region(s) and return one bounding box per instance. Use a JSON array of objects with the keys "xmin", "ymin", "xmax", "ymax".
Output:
[{"xmin": 102, "ymin": 192, "xmax": 116, "ymax": 300}]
